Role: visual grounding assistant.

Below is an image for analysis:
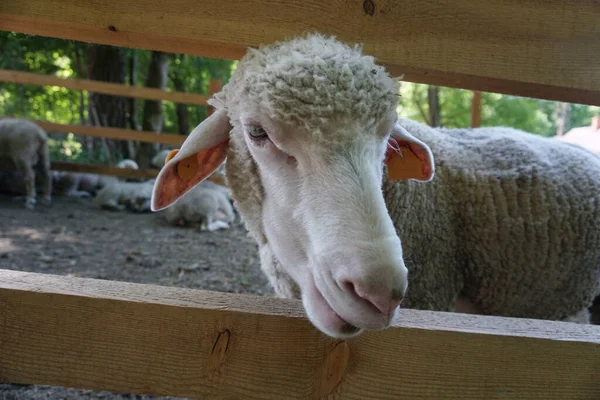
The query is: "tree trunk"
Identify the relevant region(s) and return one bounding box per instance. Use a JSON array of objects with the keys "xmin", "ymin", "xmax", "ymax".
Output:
[
  {"xmin": 172, "ymin": 70, "xmax": 190, "ymax": 135},
  {"xmin": 137, "ymin": 51, "xmax": 169, "ymax": 168},
  {"xmin": 87, "ymin": 44, "xmax": 128, "ymax": 164},
  {"xmin": 556, "ymin": 102, "xmax": 571, "ymax": 136},
  {"xmin": 125, "ymin": 50, "xmax": 139, "ymax": 160},
  {"xmin": 471, "ymin": 91, "xmax": 482, "ymax": 128},
  {"xmin": 427, "ymin": 86, "xmax": 441, "ymax": 127}
]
